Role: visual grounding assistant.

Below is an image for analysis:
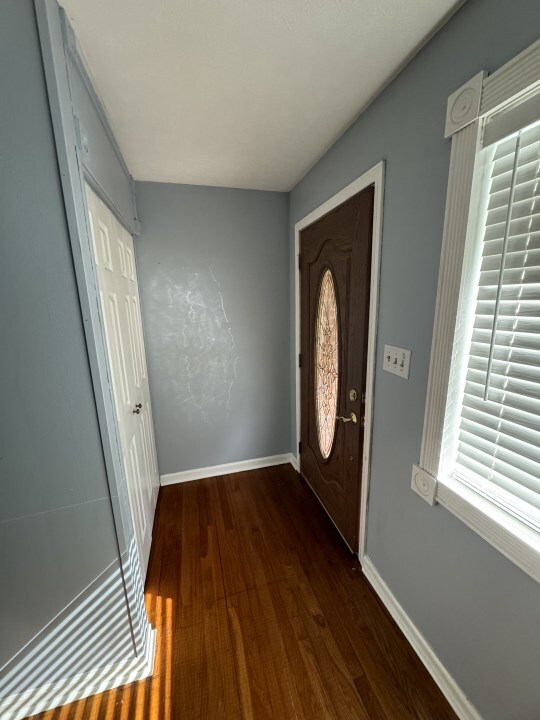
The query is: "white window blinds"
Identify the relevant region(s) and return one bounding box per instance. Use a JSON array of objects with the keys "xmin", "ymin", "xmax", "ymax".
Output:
[{"xmin": 451, "ymin": 120, "xmax": 540, "ymax": 530}]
